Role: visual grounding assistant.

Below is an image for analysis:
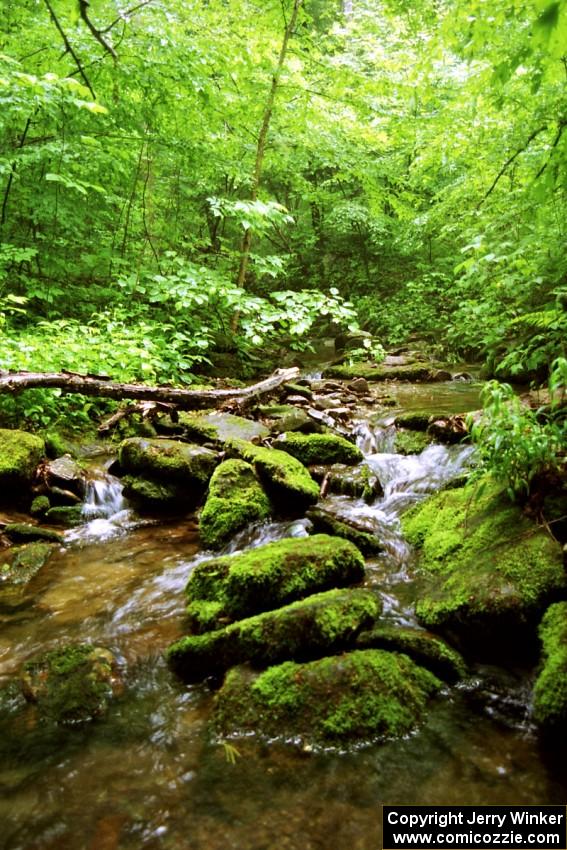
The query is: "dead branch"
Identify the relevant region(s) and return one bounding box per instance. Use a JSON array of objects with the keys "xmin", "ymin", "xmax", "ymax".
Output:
[{"xmin": 0, "ymin": 367, "xmax": 300, "ymax": 411}]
